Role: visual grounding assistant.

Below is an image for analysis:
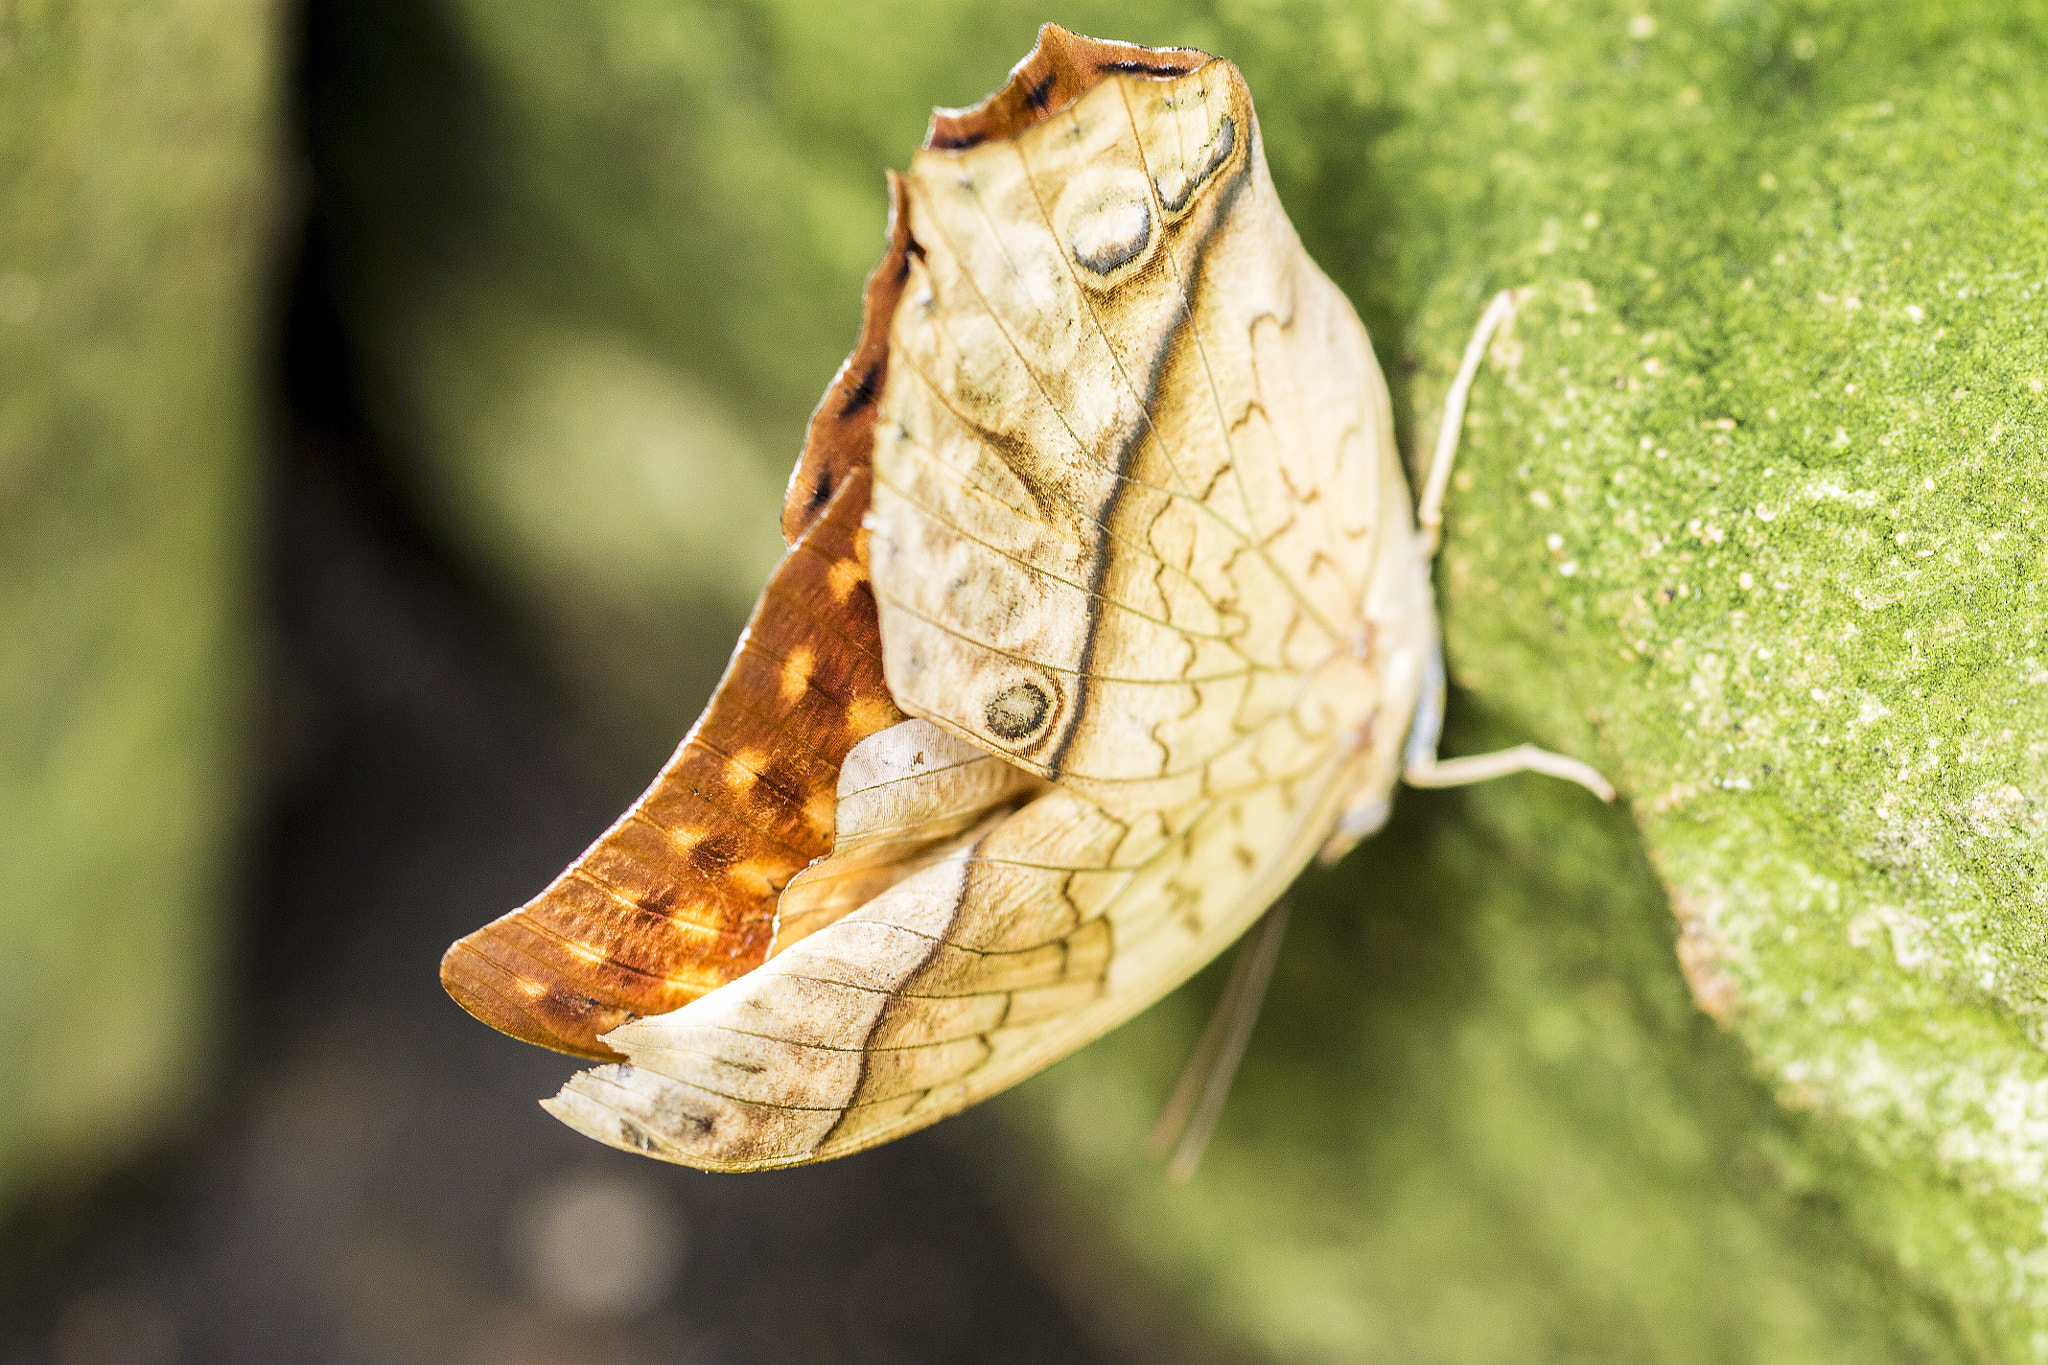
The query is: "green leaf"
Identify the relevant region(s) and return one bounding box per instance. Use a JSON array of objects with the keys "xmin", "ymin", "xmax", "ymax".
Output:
[{"xmin": 0, "ymin": 0, "xmax": 279, "ymax": 1208}]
